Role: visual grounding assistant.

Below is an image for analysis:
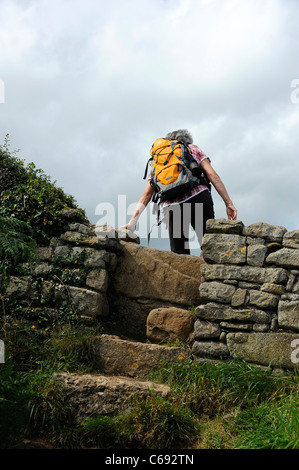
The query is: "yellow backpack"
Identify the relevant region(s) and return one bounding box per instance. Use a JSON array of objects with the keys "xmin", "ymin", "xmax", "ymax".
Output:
[{"xmin": 144, "ymin": 138, "xmax": 207, "ymax": 204}]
